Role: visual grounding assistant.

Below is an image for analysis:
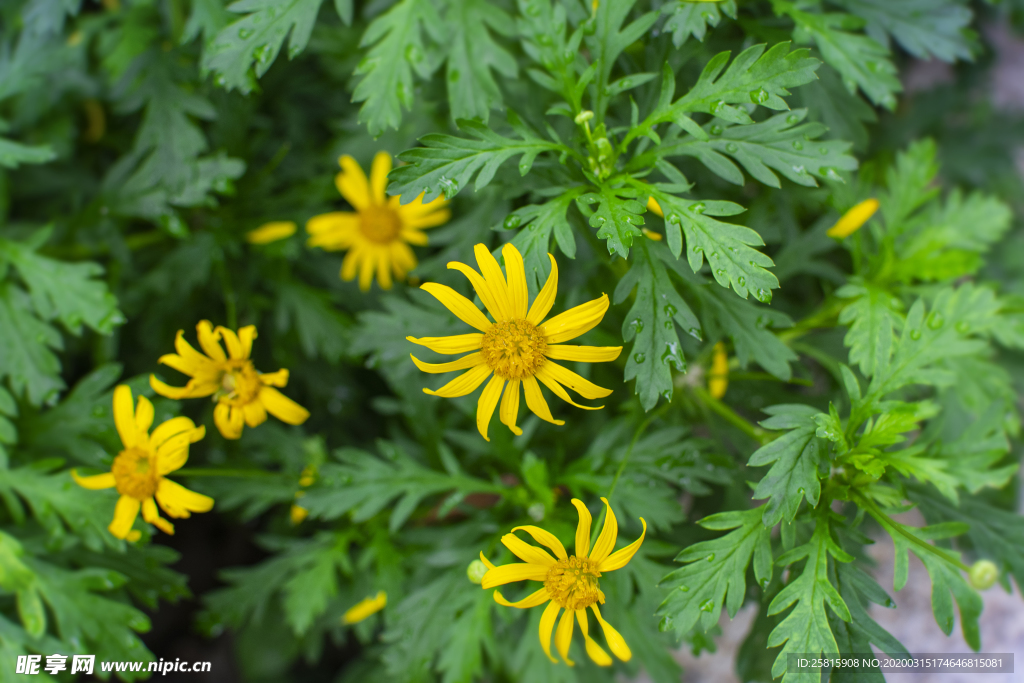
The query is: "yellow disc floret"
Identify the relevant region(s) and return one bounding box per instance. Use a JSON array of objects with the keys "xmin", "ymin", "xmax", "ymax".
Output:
[
  {"xmin": 481, "ymin": 319, "xmax": 548, "ymax": 380},
  {"xmin": 111, "ymin": 447, "xmax": 159, "ymax": 500},
  {"xmin": 545, "ymin": 556, "xmax": 605, "ymax": 610}
]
